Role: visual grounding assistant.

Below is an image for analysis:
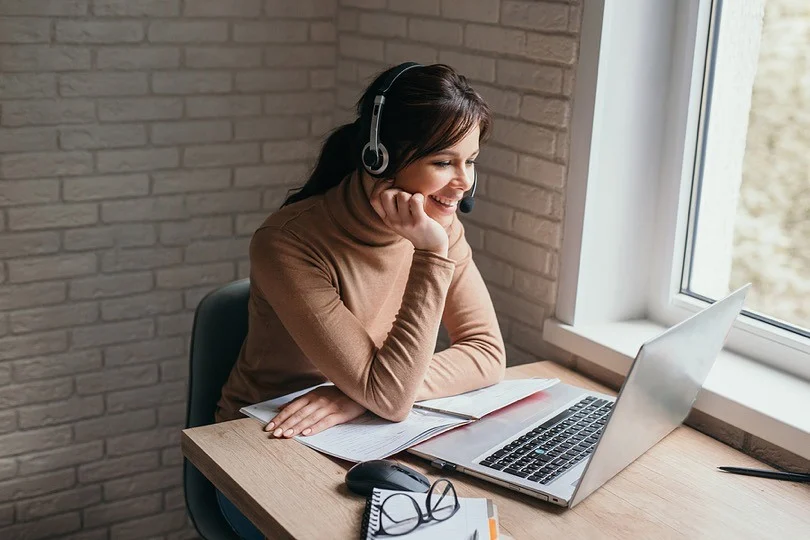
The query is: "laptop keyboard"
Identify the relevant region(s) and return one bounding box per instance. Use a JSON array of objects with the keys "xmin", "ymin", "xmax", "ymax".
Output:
[{"xmin": 478, "ymin": 396, "xmax": 613, "ymax": 485}]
